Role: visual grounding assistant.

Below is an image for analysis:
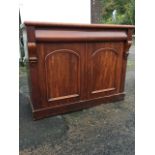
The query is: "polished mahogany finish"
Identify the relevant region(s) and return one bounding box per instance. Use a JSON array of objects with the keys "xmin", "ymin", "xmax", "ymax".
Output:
[{"xmin": 24, "ymin": 21, "xmax": 134, "ymax": 120}]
